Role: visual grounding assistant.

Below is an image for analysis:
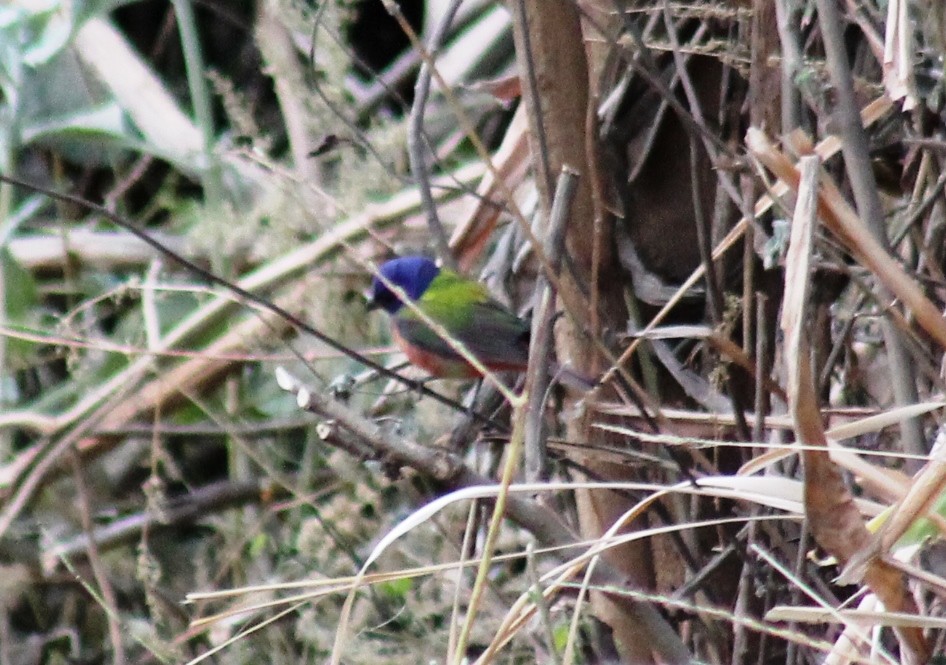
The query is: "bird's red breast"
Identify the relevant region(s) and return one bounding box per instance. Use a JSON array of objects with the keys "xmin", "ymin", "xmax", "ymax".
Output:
[{"xmin": 390, "ymin": 324, "xmax": 527, "ymax": 379}]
